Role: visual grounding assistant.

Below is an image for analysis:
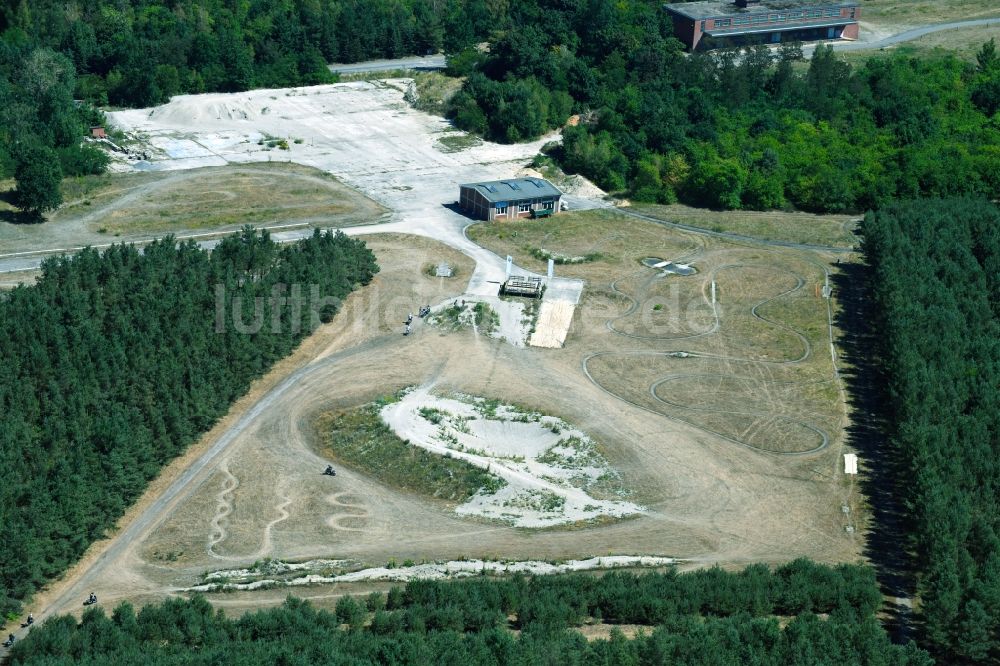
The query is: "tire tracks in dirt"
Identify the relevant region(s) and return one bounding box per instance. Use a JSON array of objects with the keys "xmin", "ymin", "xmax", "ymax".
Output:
[
  {"xmin": 324, "ymin": 492, "xmax": 371, "ymax": 533},
  {"xmin": 583, "ymin": 258, "xmax": 833, "ymax": 456},
  {"xmin": 207, "ymin": 460, "xmax": 239, "ymax": 557}
]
